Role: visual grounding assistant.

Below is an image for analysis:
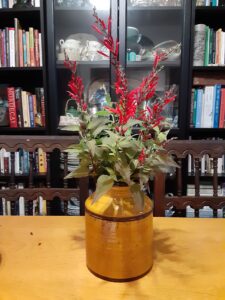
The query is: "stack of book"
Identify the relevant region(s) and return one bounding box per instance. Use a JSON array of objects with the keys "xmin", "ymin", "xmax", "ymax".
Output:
[
  {"xmin": 0, "ymin": 147, "xmax": 47, "ymax": 175},
  {"xmin": 193, "ymin": 24, "xmax": 225, "ymax": 67},
  {"xmin": 0, "ymin": 0, "xmax": 40, "ymax": 8},
  {"xmin": 0, "ymin": 85, "xmax": 45, "ymax": 128},
  {"xmin": 0, "ymin": 18, "xmax": 42, "ymax": 68},
  {"xmin": 190, "ymin": 85, "xmax": 225, "ymax": 128},
  {"xmin": 196, "ymin": 0, "xmax": 225, "ymax": 6},
  {"xmin": 0, "ymin": 184, "xmax": 47, "ymax": 216}
]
